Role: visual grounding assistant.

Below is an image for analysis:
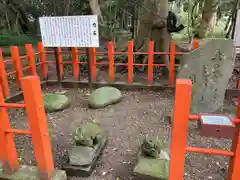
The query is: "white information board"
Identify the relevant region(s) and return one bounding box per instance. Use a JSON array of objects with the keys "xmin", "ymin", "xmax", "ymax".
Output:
[
  {"xmin": 234, "ymin": 10, "xmax": 240, "ymax": 47},
  {"xmin": 39, "ymin": 15, "xmax": 99, "ymax": 47}
]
